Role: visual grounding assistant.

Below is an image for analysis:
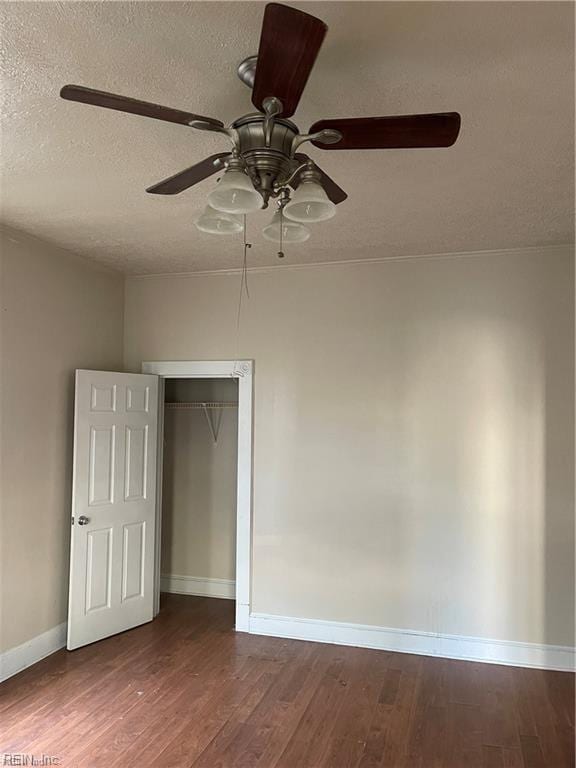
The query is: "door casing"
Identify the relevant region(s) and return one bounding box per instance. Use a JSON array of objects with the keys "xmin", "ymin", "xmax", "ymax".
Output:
[{"xmin": 142, "ymin": 360, "xmax": 253, "ymax": 632}]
